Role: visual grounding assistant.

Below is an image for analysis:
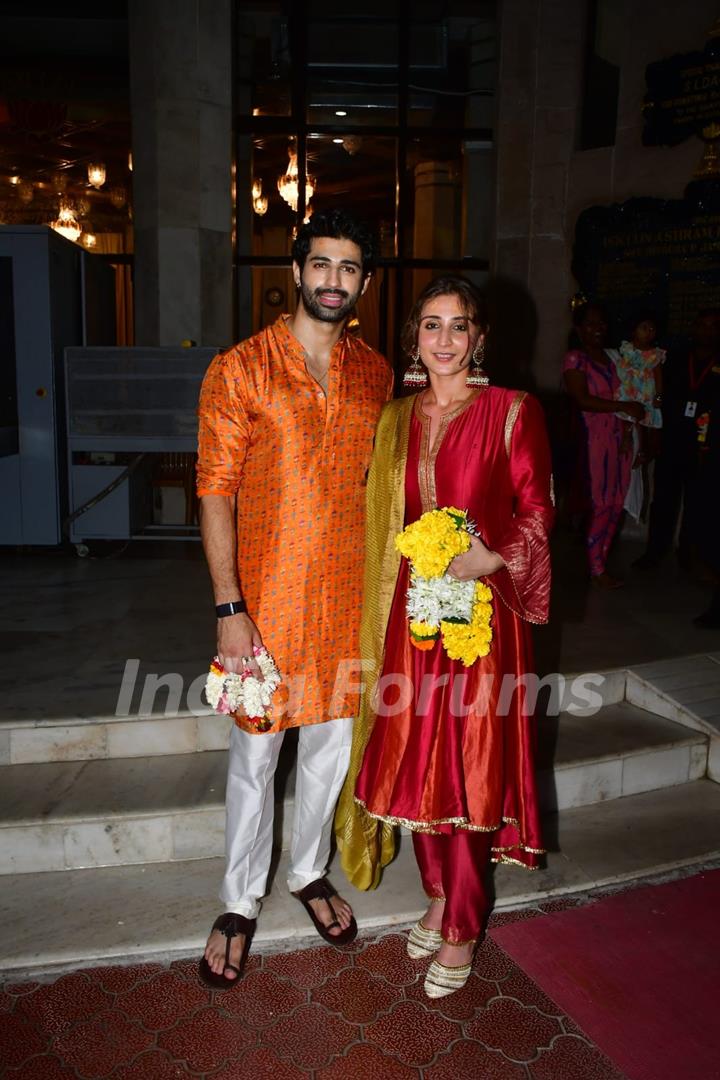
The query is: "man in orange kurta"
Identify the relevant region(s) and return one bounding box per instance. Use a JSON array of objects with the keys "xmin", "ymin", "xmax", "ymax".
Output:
[{"xmin": 197, "ymin": 210, "xmax": 392, "ymax": 985}]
